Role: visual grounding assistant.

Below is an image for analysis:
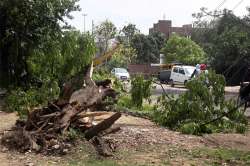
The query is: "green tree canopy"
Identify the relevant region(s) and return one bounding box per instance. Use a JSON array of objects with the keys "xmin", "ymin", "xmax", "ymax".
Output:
[
  {"xmin": 192, "ymin": 9, "xmax": 250, "ymax": 85},
  {"xmin": 106, "ymin": 44, "xmax": 136, "ymax": 70},
  {"xmin": 0, "ymin": 0, "xmax": 80, "ymax": 87},
  {"xmin": 162, "ymin": 34, "xmax": 206, "ymax": 65},
  {"xmin": 131, "ymin": 32, "xmax": 165, "ymax": 64},
  {"xmin": 118, "ymin": 23, "xmax": 140, "ymax": 45},
  {"xmin": 28, "ymin": 31, "xmax": 96, "ymax": 87}
]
